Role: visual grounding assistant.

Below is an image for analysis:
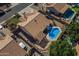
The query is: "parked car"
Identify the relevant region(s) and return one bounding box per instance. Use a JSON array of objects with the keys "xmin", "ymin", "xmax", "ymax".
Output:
[{"xmin": 0, "ymin": 10, "xmax": 6, "ymax": 17}]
